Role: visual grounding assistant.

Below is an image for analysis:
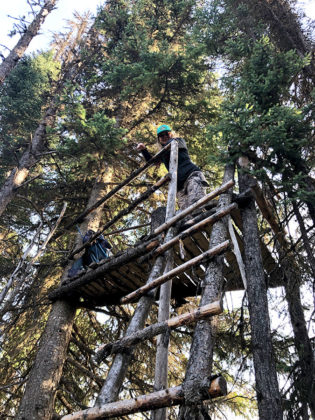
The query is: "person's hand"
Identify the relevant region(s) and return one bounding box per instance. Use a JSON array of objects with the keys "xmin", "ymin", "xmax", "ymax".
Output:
[{"xmin": 136, "ymin": 143, "xmax": 146, "ymax": 151}]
